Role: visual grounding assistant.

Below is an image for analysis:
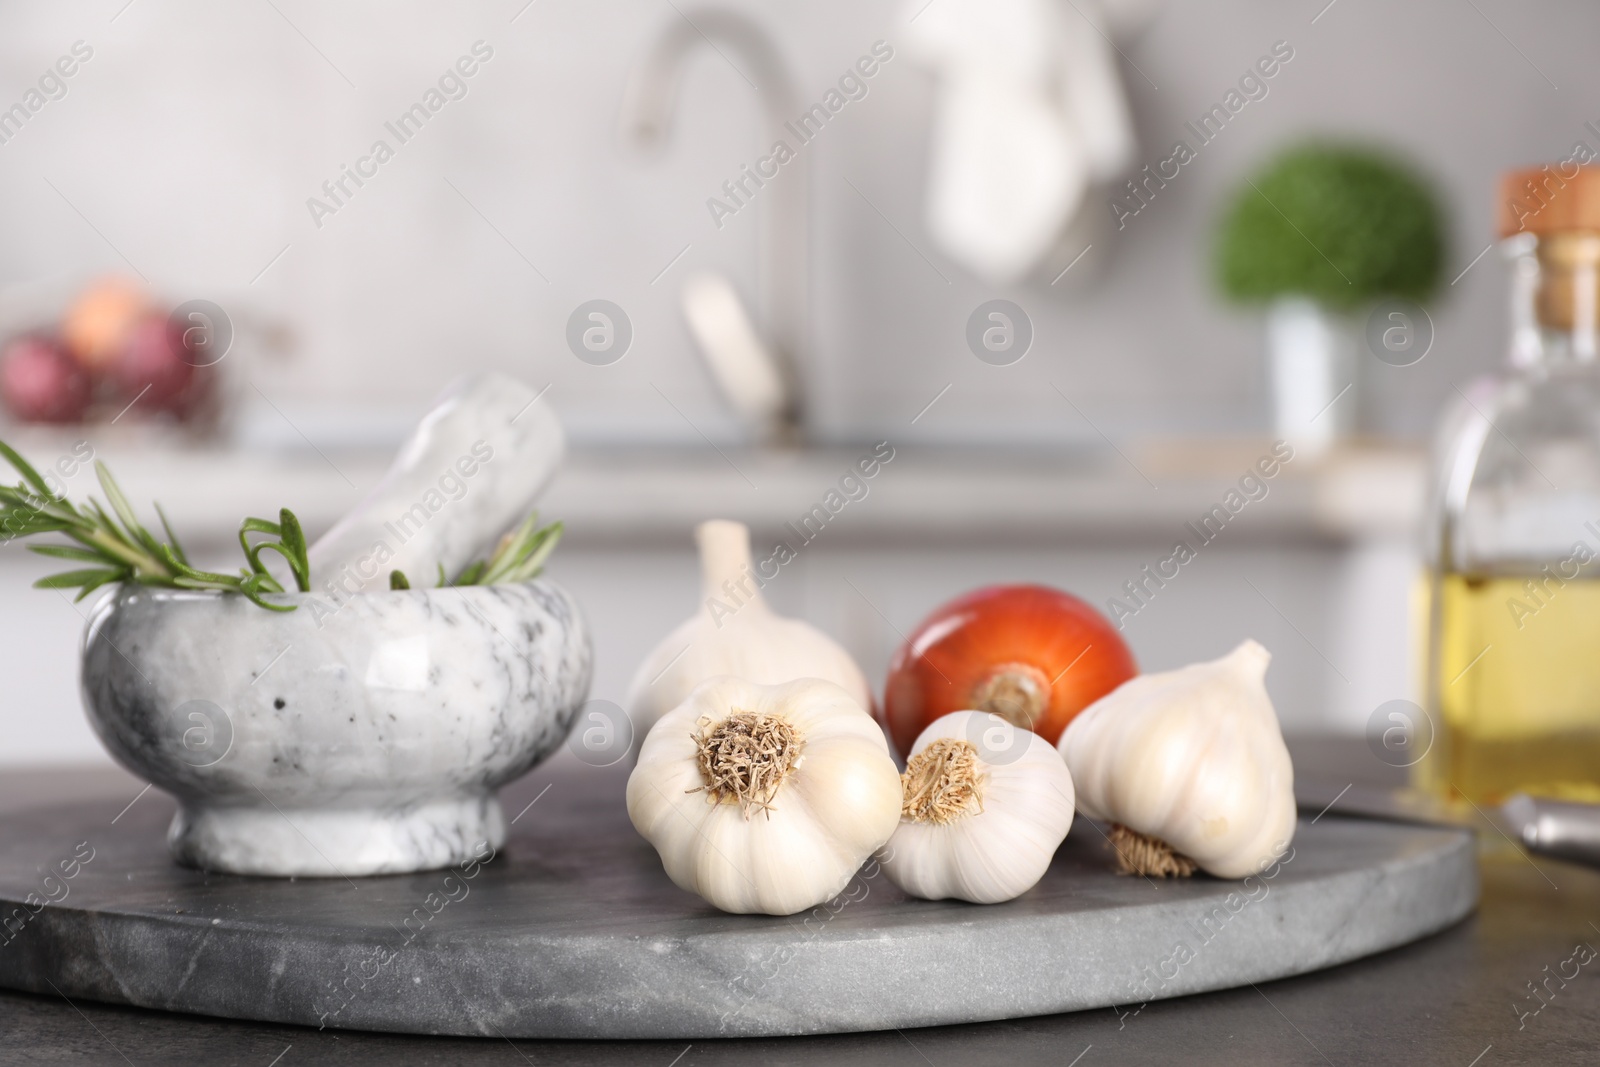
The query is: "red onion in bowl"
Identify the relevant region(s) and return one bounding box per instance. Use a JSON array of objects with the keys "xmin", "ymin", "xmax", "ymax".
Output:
[{"xmin": 0, "ymin": 336, "xmax": 91, "ymax": 424}]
